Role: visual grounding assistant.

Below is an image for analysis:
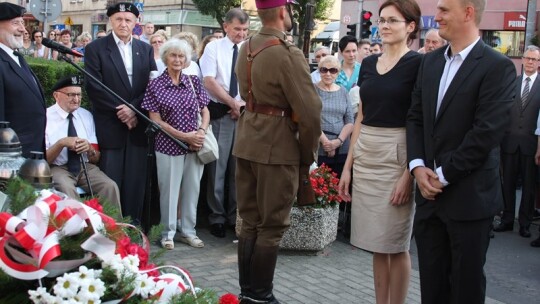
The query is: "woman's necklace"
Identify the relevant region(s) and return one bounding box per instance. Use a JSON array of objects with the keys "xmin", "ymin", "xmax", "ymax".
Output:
[{"xmin": 380, "ymin": 49, "xmax": 409, "ymax": 71}]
